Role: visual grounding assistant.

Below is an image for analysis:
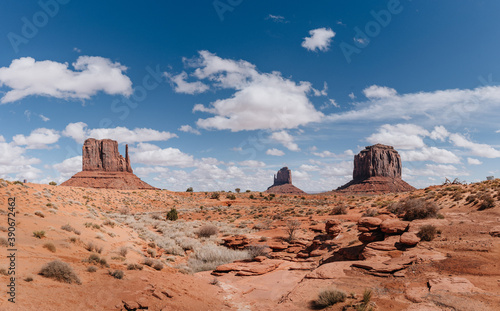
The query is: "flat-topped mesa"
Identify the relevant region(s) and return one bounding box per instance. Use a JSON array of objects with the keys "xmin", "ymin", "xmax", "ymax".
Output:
[
  {"xmin": 82, "ymin": 138, "xmax": 132, "ymax": 173},
  {"xmin": 337, "ymin": 144, "xmax": 415, "ymax": 194},
  {"xmin": 273, "ymin": 167, "xmax": 292, "ymax": 186},
  {"xmin": 353, "ymin": 144, "xmax": 401, "ymax": 180}
]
